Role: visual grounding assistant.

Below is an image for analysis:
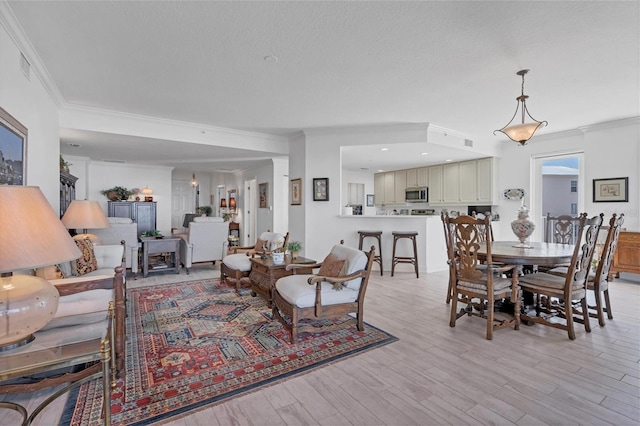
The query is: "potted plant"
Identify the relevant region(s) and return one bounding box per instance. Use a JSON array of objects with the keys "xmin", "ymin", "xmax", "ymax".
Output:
[
  {"xmin": 197, "ymin": 205, "xmax": 213, "ymax": 216},
  {"xmin": 60, "ymin": 155, "xmax": 71, "ymax": 173},
  {"xmin": 100, "ymin": 186, "xmax": 134, "ymax": 201},
  {"xmin": 140, "ymin": 230, "xmax": 163, "ymax": 239},
  {"xmin": 287, "ymin": 241, "xmax": 302, "ymax": 259}
]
